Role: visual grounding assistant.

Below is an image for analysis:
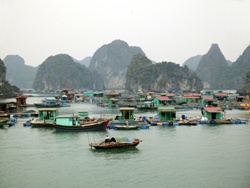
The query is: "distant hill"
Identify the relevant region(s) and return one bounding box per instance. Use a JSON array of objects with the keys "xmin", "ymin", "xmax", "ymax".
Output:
[
  {"xmin": 73, "ymin": 56, "xmax": 92, "ymax": 67},
  {"xmin": 3, "ymin": 55, "xmax": 38, "ymax": 89},
  {"xmin": 237, "ymin": 71, "xmax": 250, "ymax": 96},
  {"xmin": 0, "ymin": 58, "xmax": 20, "ymax": 97},
  {"xmin": 225, "ymin": 44, "xmax": 250, "ymax": 89},
  {"xmin": 32, "ymin": 54, "xmax": 105, "ymax": 90},
  {"xmin": 126, "ymin": 54, "xmax": 203, "ymax": 92},
  {"xmin": 88, "ymin": 39, "xmax": 145, "ymax": 89},
  {"xmin": 195, "ymin": 44, "xmax": 229, "ymax": 89},
  {"xmin": 183, "ymin": 55, "xmax": 202, "ymax": 72}
]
